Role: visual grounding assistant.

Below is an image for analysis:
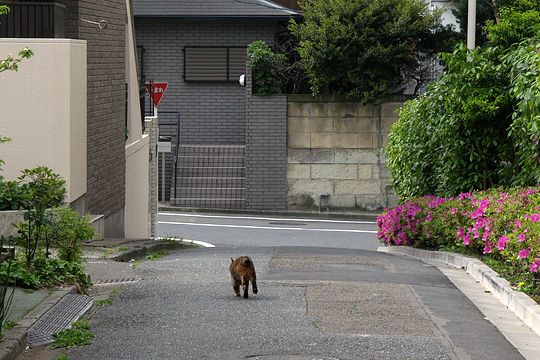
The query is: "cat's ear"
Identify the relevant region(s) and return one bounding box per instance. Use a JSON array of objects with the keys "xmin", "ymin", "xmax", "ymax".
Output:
[{"xmin": 231, "ymin": 258, "xmax": 234, "ymax": 263}]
